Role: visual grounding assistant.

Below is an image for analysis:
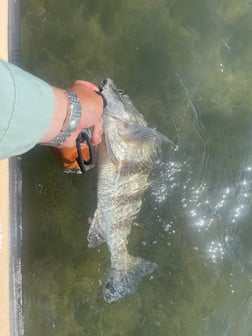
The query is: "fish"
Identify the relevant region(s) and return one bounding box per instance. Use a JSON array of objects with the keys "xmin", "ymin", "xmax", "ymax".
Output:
[{"xmin": 88, "ymin": 79, "xmax": 170, "ymax": 303}]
